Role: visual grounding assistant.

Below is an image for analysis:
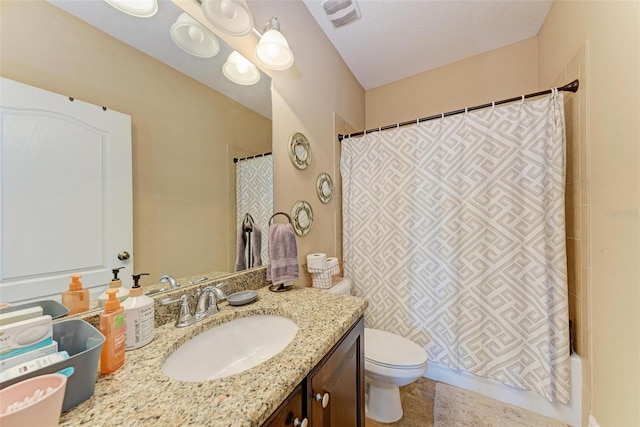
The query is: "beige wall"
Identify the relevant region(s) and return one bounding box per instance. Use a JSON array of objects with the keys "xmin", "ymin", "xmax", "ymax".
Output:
[
  {"xmin": 365, "ymin": 37, "xmax": 539, "ymax": 128},
  {"xmin": 539, "ymin": 2, "xmax": 640, "ymax": 426},
  {"xmin": 180, "ymin": 0, "xmax": 367, "ymax": 284},
  {"xmin": 0, "ymin": 1, "xmax": 272, "ymax": 285},
  {"xmin": 251, "ymin": 1, "xmax": 365, "ymax": 279}
]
